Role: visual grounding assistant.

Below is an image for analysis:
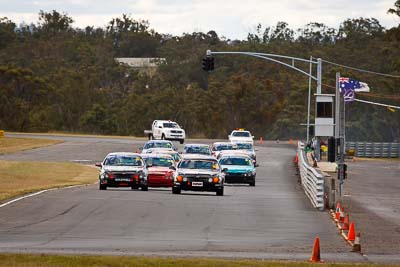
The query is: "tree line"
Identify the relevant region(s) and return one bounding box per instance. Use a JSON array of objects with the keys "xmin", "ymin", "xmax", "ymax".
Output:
[{"xmin": 0, "ymin": 5, "xmax": 399, "ymax": 141}]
